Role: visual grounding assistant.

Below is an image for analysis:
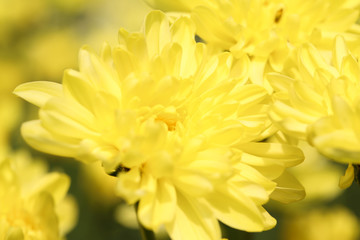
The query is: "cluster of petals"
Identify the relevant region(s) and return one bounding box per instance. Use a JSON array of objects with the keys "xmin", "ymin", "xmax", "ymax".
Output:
[
  {"xmin": 0, "ymin": 152, "xmax": 76, "ymax": 240},
  {"xmin": 15, "ymin": 11, "xmax": 305, "ymax": 239},
  {"xmin": 269, "ymin": 35, "xmax": 360, "ymax": 188},
  {"xmin": 145, "ymin": 0, "xmax": 360, "ymax": 87}
]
